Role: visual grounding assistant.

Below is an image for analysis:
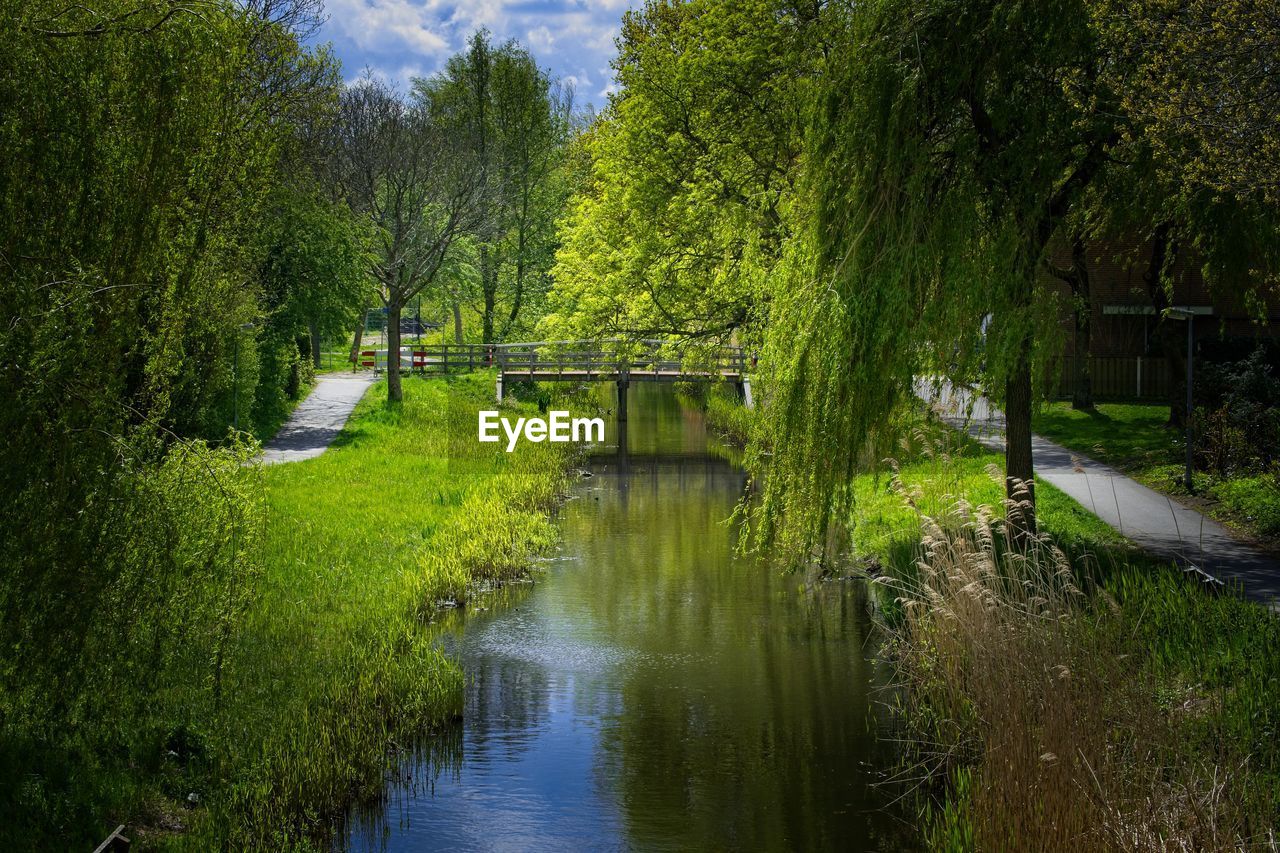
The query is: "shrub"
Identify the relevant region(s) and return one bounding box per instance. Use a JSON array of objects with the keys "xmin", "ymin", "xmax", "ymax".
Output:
[
  {"xmin": 0, "ymin": 437, "xmax": 264, "ymax": 848},
  {"xmin": 1195, "ymin": 347, "xmax": 1280, "ymax": 475},
  {"xmin": 1211, "ymin": 474, "xmax": 1280, "ymax": 537}
]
